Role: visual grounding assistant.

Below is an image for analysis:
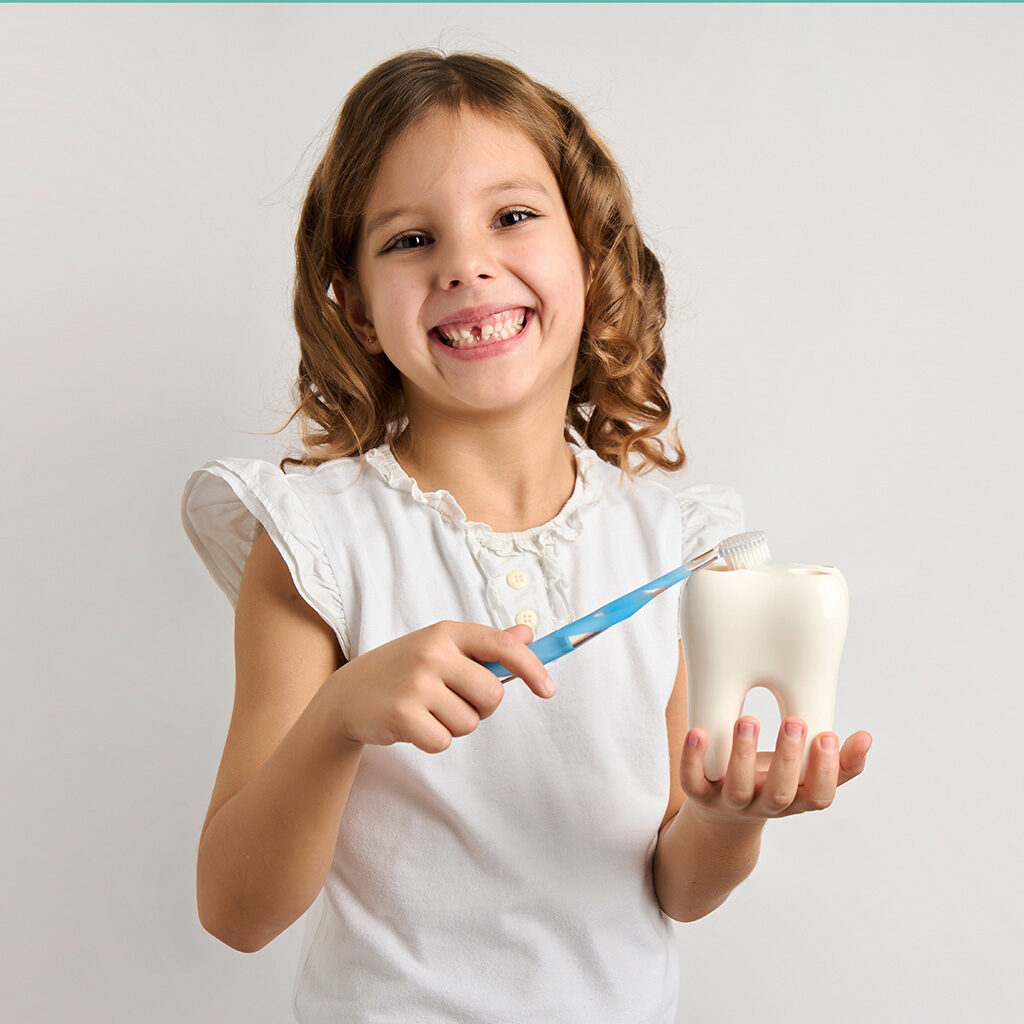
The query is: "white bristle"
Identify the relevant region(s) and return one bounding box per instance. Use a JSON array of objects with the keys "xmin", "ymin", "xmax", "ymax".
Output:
[{"xmin": 717, "ymin": 531, "xmax": 771, "ymax": 570}]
